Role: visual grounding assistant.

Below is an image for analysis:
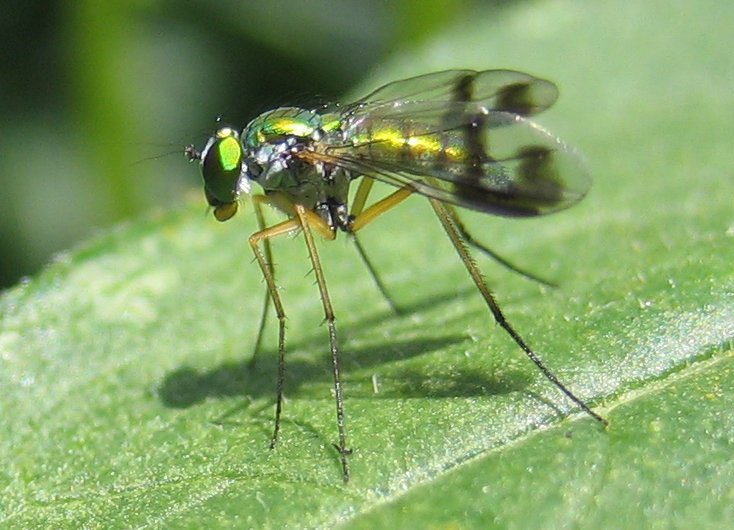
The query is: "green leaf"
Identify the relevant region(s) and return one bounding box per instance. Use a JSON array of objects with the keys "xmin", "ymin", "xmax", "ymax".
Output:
[{"xmin": 2, "ymin": 0, "xmax": 733, "ymax": 528}]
